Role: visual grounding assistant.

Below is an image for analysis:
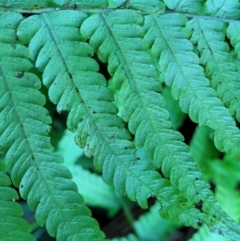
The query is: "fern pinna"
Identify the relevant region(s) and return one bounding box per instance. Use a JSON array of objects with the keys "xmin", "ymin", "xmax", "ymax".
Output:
[{"xmin": 0, "ymin": 0, "xmax": 240, "ymax": 241}]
